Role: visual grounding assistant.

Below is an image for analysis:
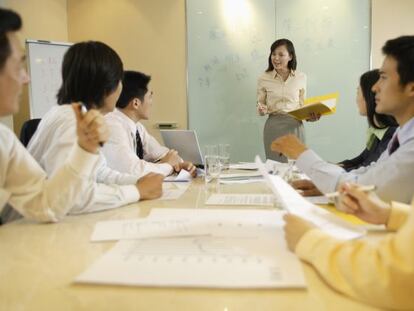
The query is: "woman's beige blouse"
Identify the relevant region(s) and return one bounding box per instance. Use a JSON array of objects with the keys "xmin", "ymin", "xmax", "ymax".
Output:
[{"xmin": 257, "ymin": 69, "xmax": 307, "ymax": 114}]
